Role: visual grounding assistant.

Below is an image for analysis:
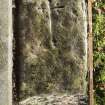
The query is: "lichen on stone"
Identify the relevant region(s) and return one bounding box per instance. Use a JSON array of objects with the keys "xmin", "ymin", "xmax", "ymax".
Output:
[{"xmin": 16, "ymin": 0, "xmax": 87, "ymax": 102}]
